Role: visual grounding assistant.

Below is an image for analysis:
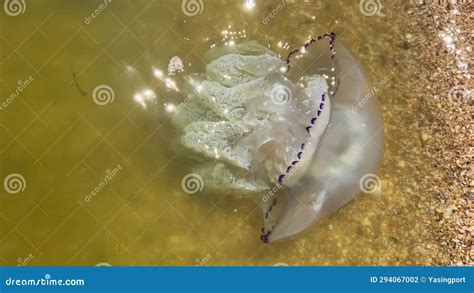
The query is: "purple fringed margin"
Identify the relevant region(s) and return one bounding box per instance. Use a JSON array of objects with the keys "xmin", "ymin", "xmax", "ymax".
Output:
[{"xmin": 260, "ymin": 32, "xmax": 337, "ymax": 243}]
